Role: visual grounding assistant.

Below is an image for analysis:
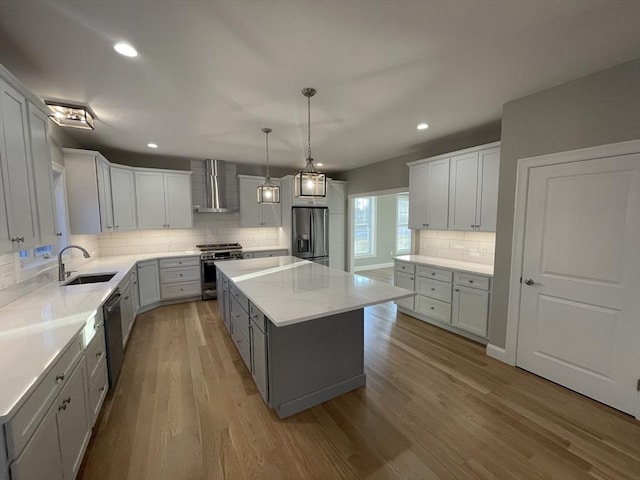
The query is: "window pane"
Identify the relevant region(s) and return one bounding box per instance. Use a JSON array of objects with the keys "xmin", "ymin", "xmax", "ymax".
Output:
[
  {"xmin": 396, "ymin": 195, "xmax": 411, "ymax": 254},
  {"xmin": 354, "ymin": 197, "xmax": 375, "ymax": 257}
]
